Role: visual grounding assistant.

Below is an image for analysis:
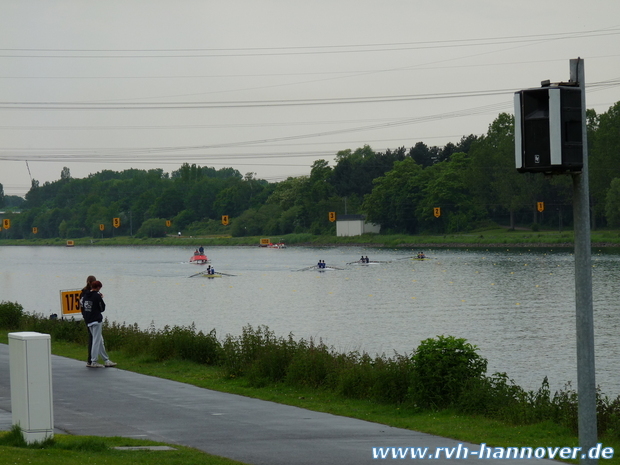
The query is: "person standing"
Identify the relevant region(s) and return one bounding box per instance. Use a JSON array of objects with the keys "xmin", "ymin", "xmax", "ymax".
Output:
[
  {"xmin": 79, "ymin": 275, "xmax": 97, "ymax": 366},
  {"xmin": 81, "ymin": 280, "xmax": 117, "ymax": 368}
]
